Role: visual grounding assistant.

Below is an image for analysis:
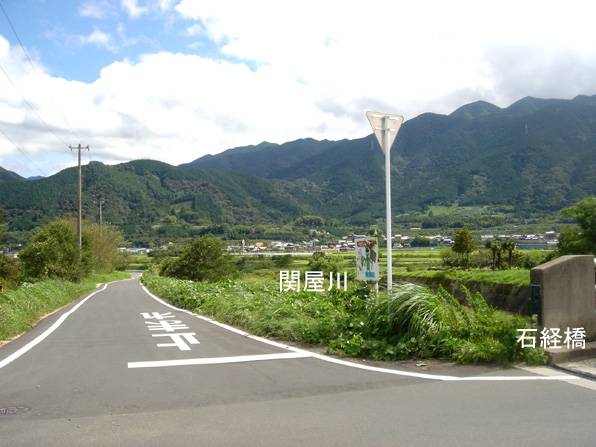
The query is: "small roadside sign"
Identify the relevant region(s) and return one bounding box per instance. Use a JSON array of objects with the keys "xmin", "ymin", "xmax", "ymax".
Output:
[
  {"xmin": 355, "ymin": 237, "xmax": 380, "ymax": 281},
  {"xmin": 366, "ymin": 111, "xmax": 404, "ymax": 154}
]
